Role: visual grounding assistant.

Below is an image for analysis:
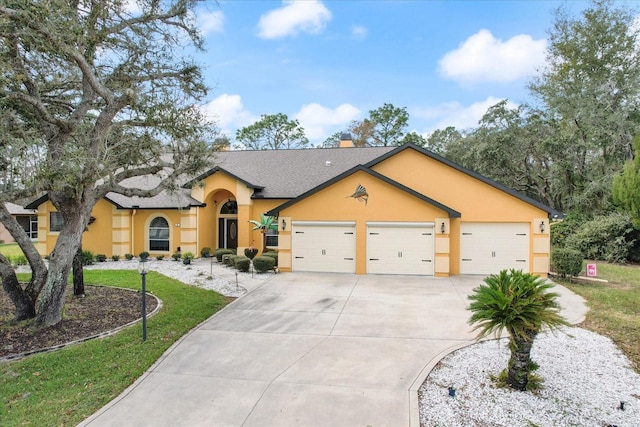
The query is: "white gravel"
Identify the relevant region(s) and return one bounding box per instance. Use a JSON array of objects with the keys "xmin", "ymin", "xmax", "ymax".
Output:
[
  {"xmin": 419, "ymin": 327, "xmax": 640, "ymax": 426},
  {"xmin": 16, "ymin": 258, "xmax": 273, "ymax": 298}
]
